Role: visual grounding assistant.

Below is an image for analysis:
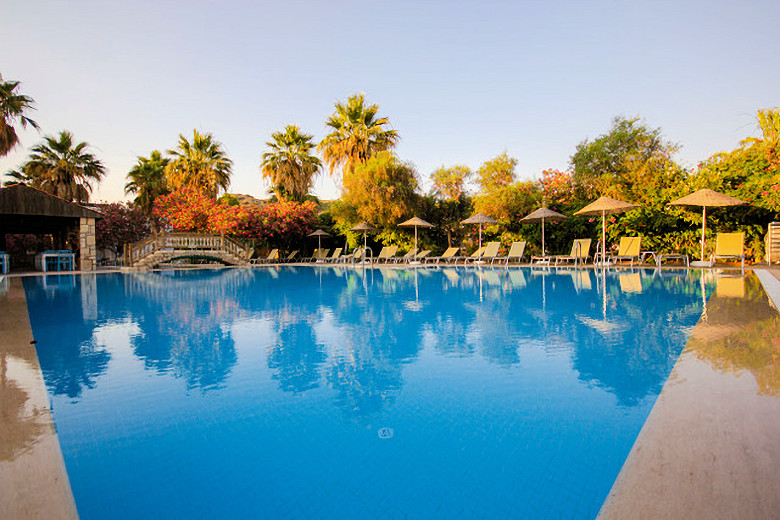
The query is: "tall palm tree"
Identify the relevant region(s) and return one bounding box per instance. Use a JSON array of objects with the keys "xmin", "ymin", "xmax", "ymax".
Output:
[
  {"xmin": 9, "ymin": 130, "xmax": 105, "ymax": 202},
  {"xmin": 125, "ymin": 150, "xmax": 170, "ymax": 214},
  {"xmin": 261, "ymin": 125, "xmax": 321, "ymax": 201},
  {"xmin": 0, "ymin": 74, "xmax": 40, "ymax": 156},
  {"xmin": 165, "ymin": 129, "xmax": 232, "ymax": 198},
  {"xmin": 317, "ymin": 93, "xmax": 399, "ymax": 180}
]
